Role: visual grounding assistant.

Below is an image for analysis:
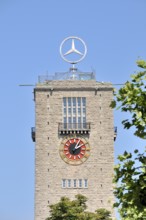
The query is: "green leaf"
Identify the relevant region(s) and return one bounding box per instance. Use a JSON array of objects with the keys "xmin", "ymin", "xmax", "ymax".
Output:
[
  {"xmin": 137, "ymin": 60, "xmax": 146, "ymax": 69},
  {"xmin": 110, "ymin": 100, "xmax": 116, "ymax": 108}
]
